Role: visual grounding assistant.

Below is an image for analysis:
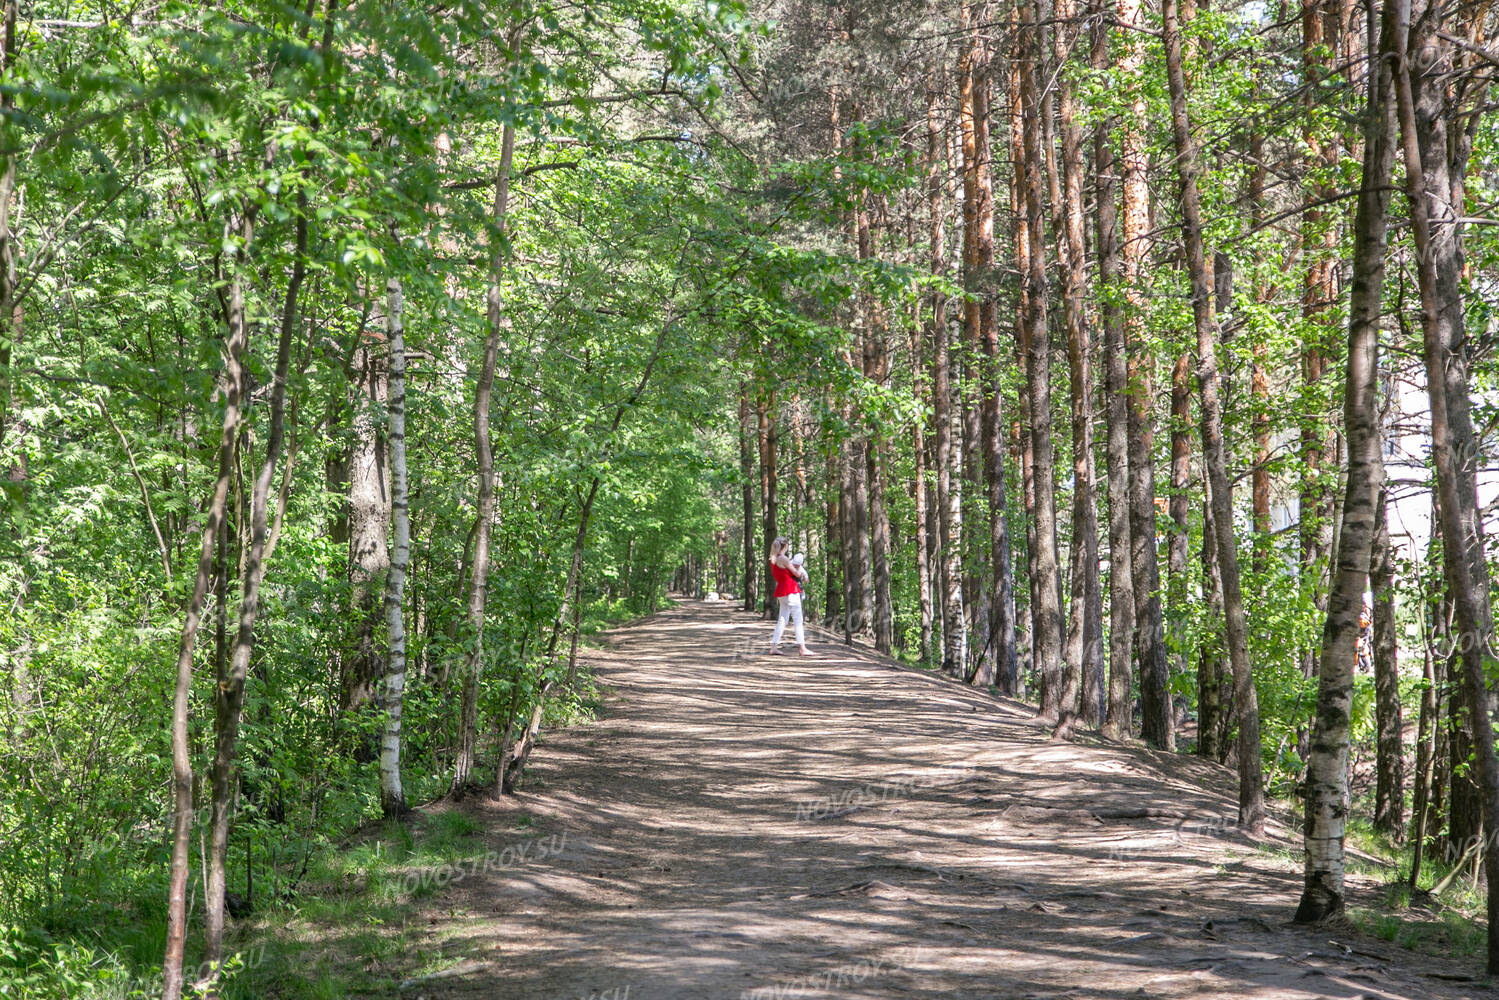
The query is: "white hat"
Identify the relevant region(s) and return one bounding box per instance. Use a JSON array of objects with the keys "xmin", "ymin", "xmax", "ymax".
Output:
[{"xmin": 791, "ymin": 552, "xmax": 805, "ymax": 566}]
